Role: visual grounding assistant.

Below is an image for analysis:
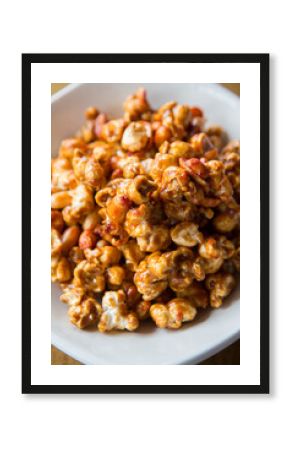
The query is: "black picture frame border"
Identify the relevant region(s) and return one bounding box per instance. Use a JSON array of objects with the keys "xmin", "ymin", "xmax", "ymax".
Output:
[{"xmin": 22, "ymin": 53, "xmax": 269, "ymax": 394}]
